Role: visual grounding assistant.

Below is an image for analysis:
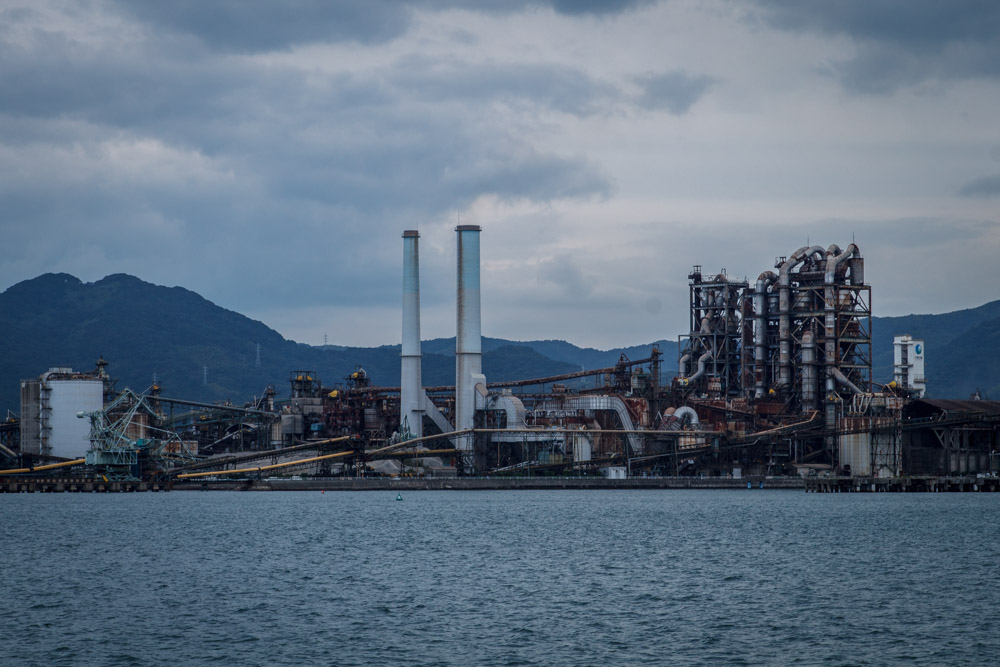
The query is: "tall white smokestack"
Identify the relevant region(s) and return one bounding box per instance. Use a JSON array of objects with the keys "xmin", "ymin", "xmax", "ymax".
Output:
[
  {"xmin": 455, "ymin": 224, "xmax": 483, "ymax": 435},
  {"xmin": 401, "ymin": 230, "xmax": 423, "ymax": 438}
]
